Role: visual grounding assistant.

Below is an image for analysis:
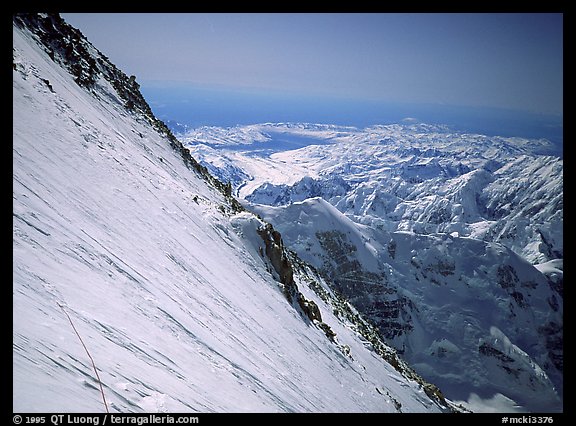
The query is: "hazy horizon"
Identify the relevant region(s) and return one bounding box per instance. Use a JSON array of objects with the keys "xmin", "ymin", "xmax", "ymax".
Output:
[
  {"xmin": 140, "ymin": 80, "xmax": 563, "ymax": 147},
  {"xmin": 62, "ymin": 13, "xmax": 563, "ymax": 117}
]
